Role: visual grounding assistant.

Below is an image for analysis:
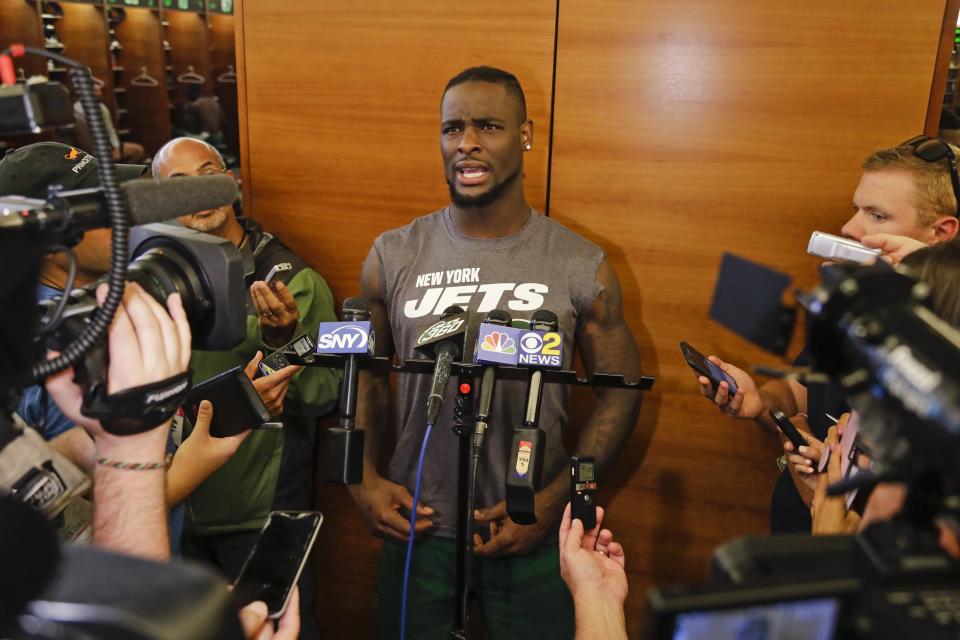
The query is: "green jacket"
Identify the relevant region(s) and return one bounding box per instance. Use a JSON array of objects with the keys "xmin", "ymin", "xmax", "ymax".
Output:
[{"xmin": 185, "ymin": 220, "xmax": 341, "ymax": 534}]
